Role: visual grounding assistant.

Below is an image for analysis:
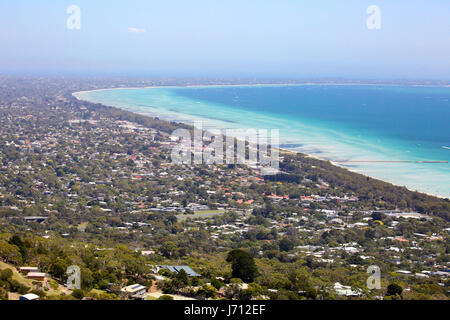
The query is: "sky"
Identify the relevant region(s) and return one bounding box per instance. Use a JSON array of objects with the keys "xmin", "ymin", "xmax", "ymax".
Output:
[{"xmin": 0, "ymin": 0, "xmax": 449, "ymax": 79}]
